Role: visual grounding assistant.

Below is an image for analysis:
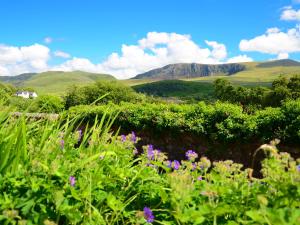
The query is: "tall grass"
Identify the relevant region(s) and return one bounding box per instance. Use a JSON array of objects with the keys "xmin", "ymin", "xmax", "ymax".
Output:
[{"xmin": 0, "ymin": 104, "xmax": 299, "ymax": 224}]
